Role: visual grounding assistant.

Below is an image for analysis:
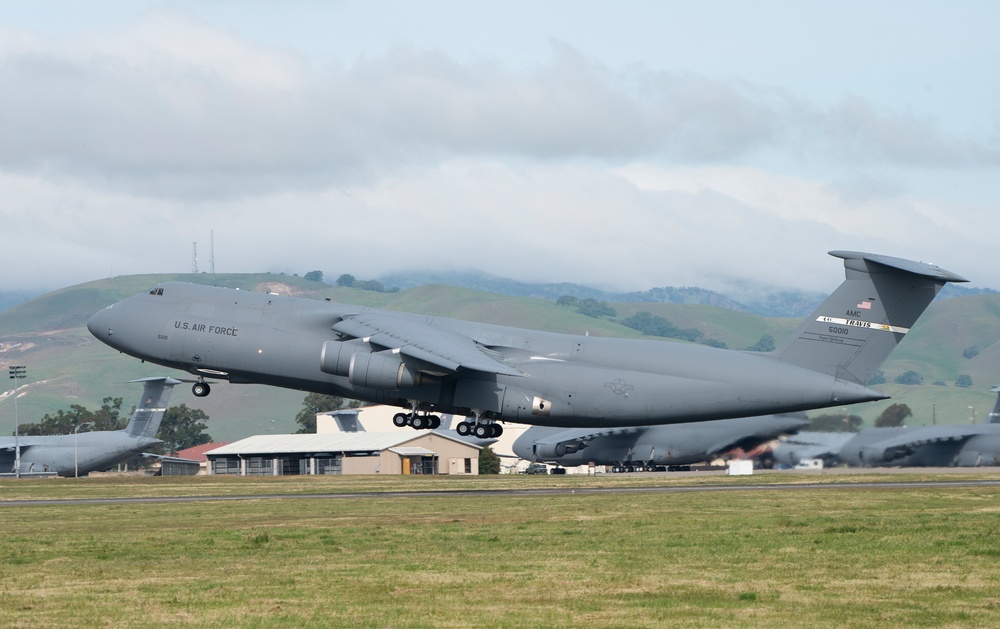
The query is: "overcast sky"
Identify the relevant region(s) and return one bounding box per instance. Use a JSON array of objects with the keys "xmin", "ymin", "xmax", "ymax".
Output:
[{"xmin": 1, "ymin": 1, "xmax": 997, "ymax": 296}]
